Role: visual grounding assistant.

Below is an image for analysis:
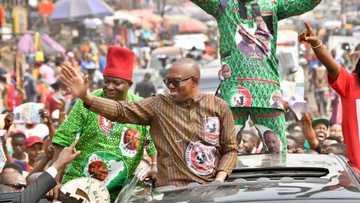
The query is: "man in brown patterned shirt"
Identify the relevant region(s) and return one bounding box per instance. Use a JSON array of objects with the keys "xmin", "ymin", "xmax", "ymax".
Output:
[{"xmin": 60, "ymin": 58, "xmax": 237, "ymax": 186}]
